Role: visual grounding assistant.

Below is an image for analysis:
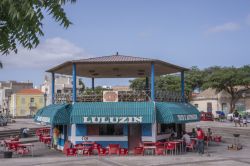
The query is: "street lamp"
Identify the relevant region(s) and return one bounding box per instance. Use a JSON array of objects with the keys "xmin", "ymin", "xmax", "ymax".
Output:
[{"xmin": 44, "ymin": 92, "xmax": 47, "ymax": 107}]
